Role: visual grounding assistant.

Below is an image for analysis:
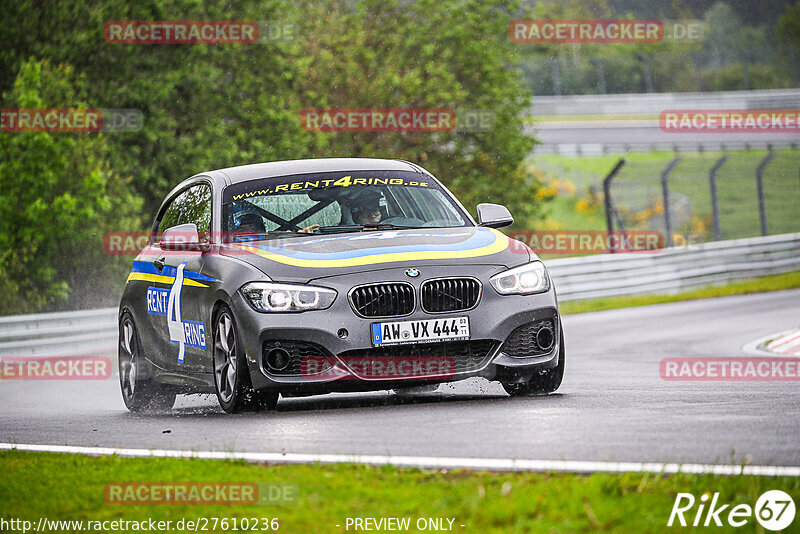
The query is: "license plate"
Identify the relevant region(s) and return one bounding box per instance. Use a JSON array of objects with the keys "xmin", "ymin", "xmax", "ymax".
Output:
[{"xmin": 371, "ymin": 316, "xmax": 470, "ymax": 346}]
